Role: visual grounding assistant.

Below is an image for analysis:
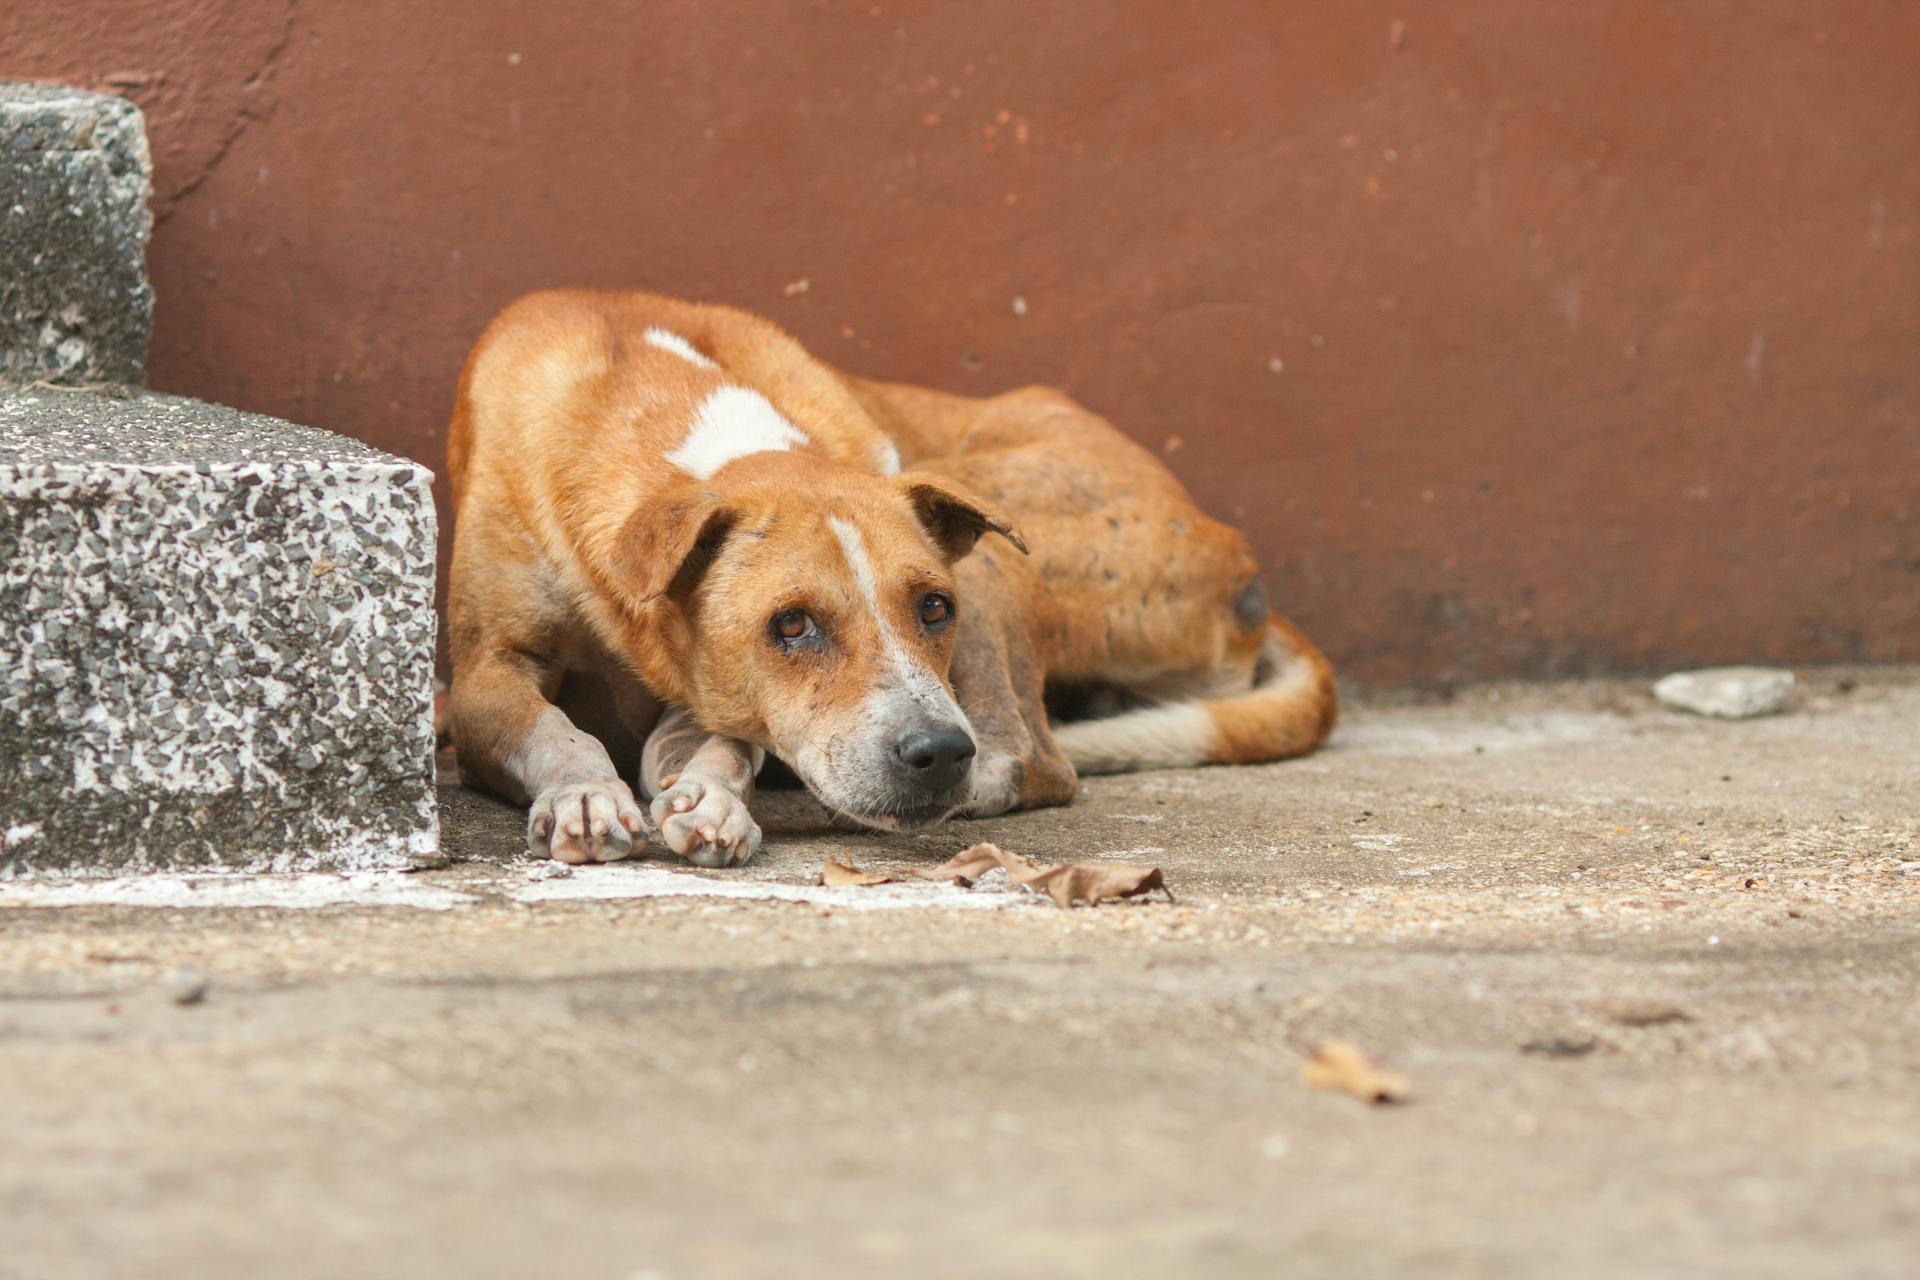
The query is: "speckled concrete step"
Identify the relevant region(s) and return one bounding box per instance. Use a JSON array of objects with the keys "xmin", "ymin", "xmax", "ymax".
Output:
[
  {"xmin": 0, "ymin": 389, "xmax": 439, "ymax": 872},
  {"xmin": 1, "ymin": 82, "xmax": 152, "ymax": 387}
]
